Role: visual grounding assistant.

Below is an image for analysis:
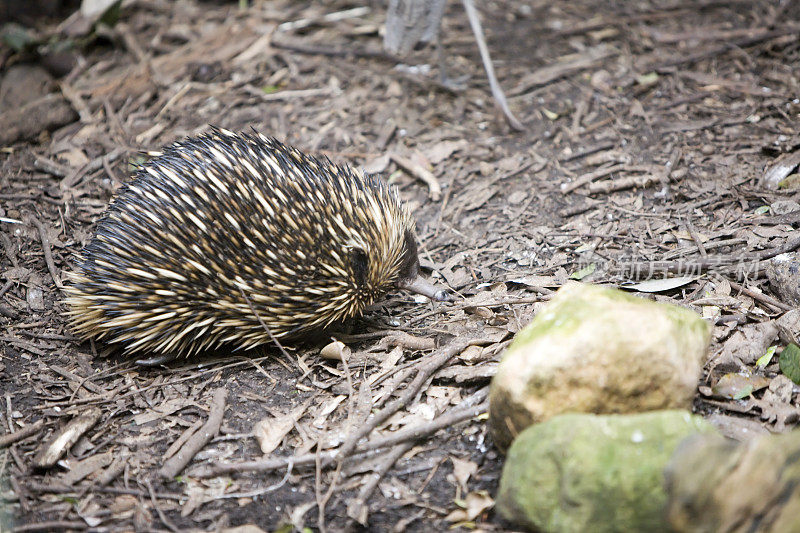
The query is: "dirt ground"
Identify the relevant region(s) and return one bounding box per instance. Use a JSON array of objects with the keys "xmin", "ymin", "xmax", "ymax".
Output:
[{"xmin": 1, "ymin": 0, "xmax": 800, "ymax": 531}]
